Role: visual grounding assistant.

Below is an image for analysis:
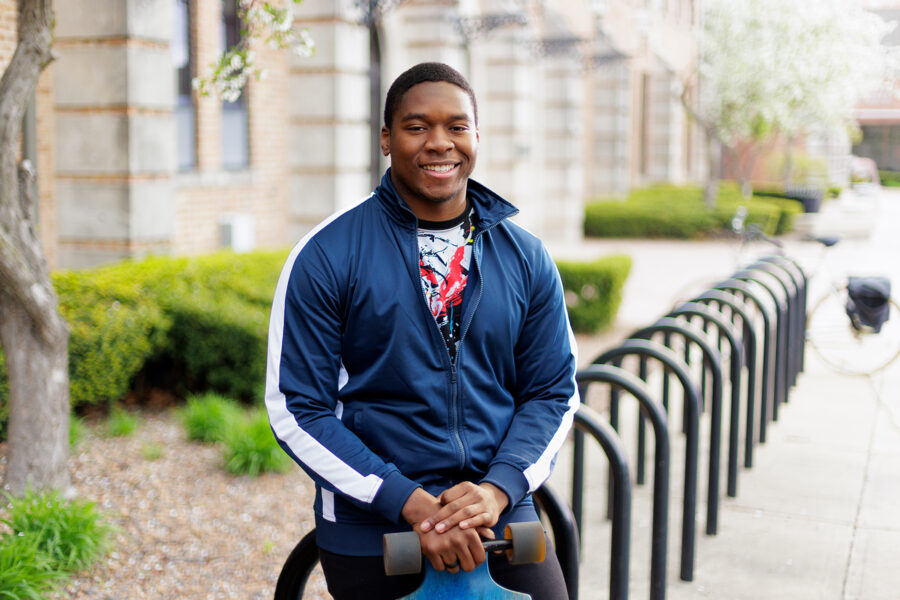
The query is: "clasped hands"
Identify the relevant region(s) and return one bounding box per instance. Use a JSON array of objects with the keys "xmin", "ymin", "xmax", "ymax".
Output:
[{"xmin": 400, "ymin": 481, "xmax": 509, "ymax": 574}]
